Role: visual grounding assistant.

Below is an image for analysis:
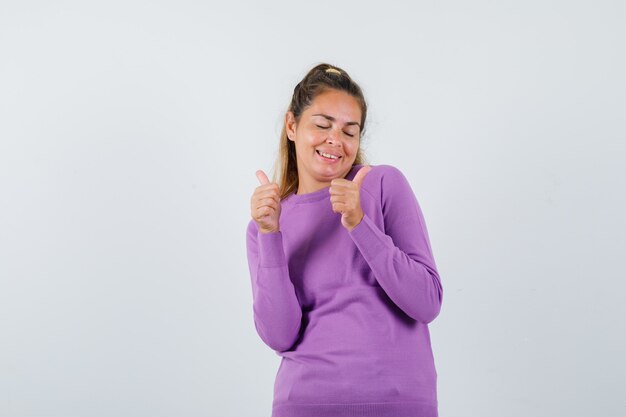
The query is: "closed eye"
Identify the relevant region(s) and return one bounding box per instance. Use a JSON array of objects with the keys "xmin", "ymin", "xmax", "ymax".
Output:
[{"xmin": 316, "ymin": 124, "xmax": 330, "ymax": 129}]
